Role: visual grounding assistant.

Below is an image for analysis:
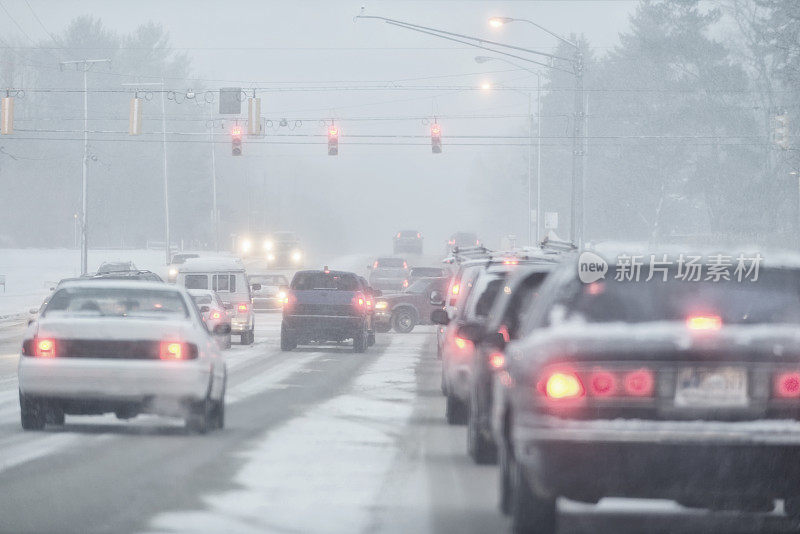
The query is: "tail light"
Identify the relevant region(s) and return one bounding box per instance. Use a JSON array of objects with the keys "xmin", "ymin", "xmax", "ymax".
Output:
[
  {"xmin": 211, "ymin": 311, "xmax": 221, "ymax": 320},
  {"xmin": 402, "ymin": 279, "xmax": 409, "ymax": 288},
  {"xmin": 403, "ymin": 261, "xmax": 408, "ymax": 269},
  {"xmin": 451, "ymin": 283, "xmax": 460, "ymax": 296},
  {"xmin": 686, "ymin": 315, "xmax": 722, "ymax": 331},
  {"xmin": 539, "ymin": 371, "xmax": 585, "ymax": 400},
  {"xmin": 775, "ymin": 372, "xmax": 800, "ymax": 399},
  {"xmin": 538, "ymin": 366, "xmax": 656, "ymax": 401},
  {"xmin": 366, "ymin": 299, "xmax": 373, "ymax": 310},
  {"xmin": 352, "ymin": 292, "xmax": 366, "ymax": 312},
  {"xmin": 35, "ymin": 338, "xmax": 56, "ymax": 358},
  {"xmin": 489, "ymin": 352, "xmax": 505, "ymax": 369},
  {"xmin": 237, "ymin": 303, "xmax": 249, "ymax": 314},
  {"xmin": 160, "ymin": 342, "xmax": 185, "ymax": 360},
  {"xmin": 502, "ymin": 259, "xmax": 519, "ymax": 265},
  {"xmin": 373, "ymin": 261, "xmax": 379, "ymax": 269},
  {"xmin": 417, "ymin": 232, "xmax": 421, "ymax": 238}
]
